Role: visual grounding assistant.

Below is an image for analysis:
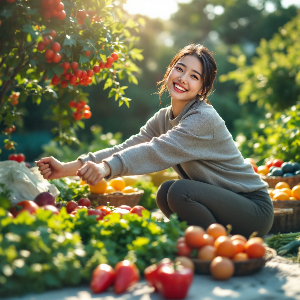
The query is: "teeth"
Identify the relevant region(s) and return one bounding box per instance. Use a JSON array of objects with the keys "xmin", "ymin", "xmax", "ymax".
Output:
[{"xmin": 174, "ymin": 83, "xmax": 187, "ymax": 92}]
